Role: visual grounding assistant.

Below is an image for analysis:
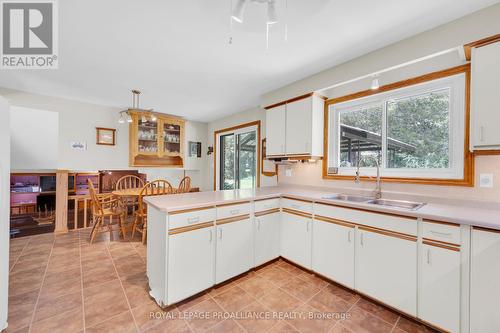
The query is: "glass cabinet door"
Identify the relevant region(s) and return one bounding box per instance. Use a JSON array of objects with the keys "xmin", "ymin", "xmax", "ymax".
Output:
[
  {"xmin": 162, "ymin": 121, "xmax": 181, "ymax": 156},
  {"xmin": 136, "ymin": 118, "xmax": 159, "ymax": 154}
]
